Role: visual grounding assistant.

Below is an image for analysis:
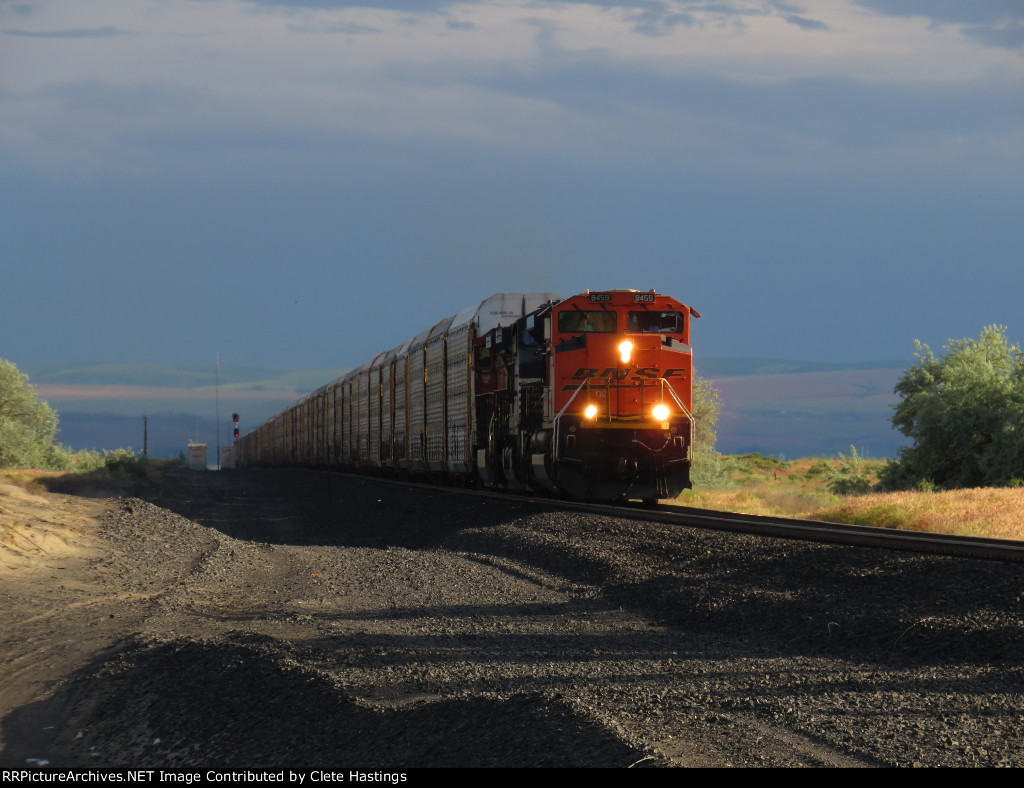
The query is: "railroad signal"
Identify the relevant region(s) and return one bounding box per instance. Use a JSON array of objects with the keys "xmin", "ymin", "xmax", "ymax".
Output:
[{"xmin": 233, "ymin": 413, "xmax": 239, "ymax": 440}]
